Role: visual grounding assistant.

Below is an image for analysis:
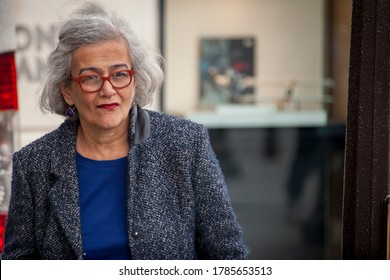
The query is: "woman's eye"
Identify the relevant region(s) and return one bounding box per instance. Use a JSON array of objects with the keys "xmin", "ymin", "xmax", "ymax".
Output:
[
  {"xmin": 81, "ymin": 75, "xmax": 100, "ymax": 83},
  {"xmin": 112, "ymin": 71, "xmax": 129, "ymax": 78}
]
